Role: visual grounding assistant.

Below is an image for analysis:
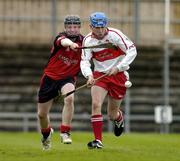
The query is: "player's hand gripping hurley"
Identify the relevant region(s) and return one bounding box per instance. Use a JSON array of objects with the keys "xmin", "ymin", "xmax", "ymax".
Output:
[
  {"xmin": 62, "ymin": 73, "xmax": 132, "ymax": 98},
  {"xmin": 62, "ymin": 73, "xmax": 108, "ymax": 98}
]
